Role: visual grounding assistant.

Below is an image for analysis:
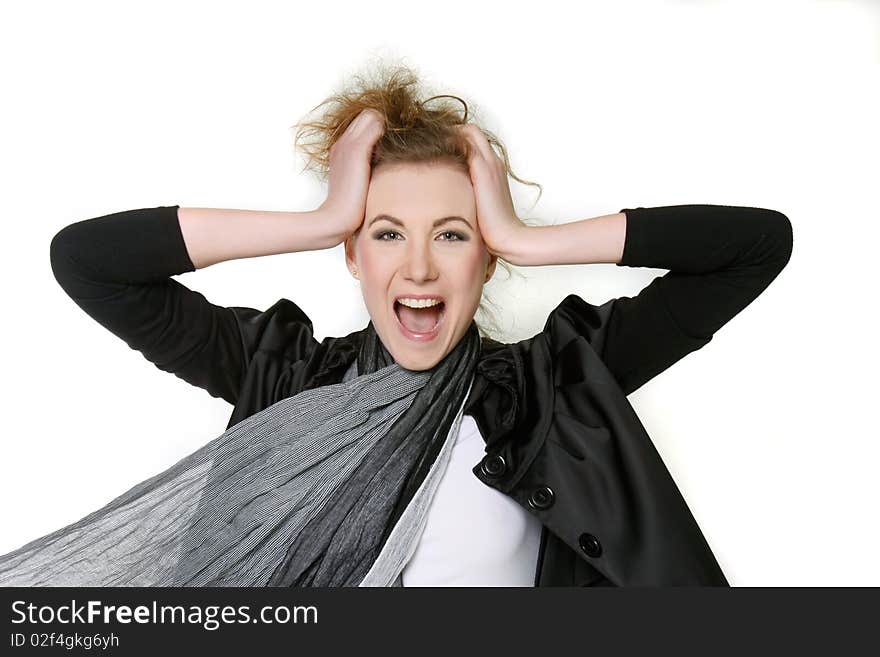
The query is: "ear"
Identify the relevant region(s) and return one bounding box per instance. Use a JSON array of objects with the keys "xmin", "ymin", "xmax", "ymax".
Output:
[
  {"xmin": 485, "ymin": 253, "xmax": 498, "ymax": 282},
  {"xmin": 344, "ymin": 232, "xmax": 359, "ymax": 277}
]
